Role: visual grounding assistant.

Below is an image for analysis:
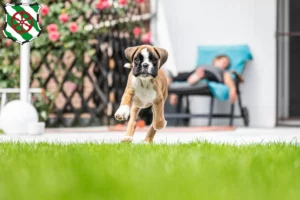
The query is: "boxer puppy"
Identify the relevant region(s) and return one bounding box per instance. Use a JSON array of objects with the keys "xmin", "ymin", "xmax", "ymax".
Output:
[{"xmin": 115, "ymin": 45, "xmax": 168, "ymax": 143}]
